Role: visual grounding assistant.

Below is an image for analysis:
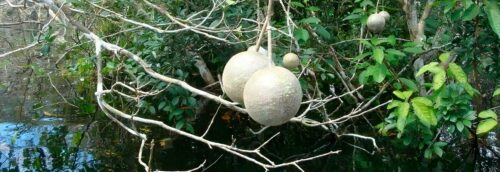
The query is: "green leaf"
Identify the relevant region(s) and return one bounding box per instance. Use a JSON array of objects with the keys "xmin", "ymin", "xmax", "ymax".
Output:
[
  {"xmin": 71, "ymin": 132, "xmax": 82, "ymax": 147},
  {"xmin": 433, "ymin": 145, "xmax": 444, "ymax": 157},
  {"xmin": 476, "ymin": 119, "xmax": 498, "ymax": 135},
  {"xmin": 456, "ymin": 122, "xmax": 464, "ymax": 132},
  {"xmin": 386, "ymin": 49, "xmax": 406, "ymax": 57},
  {"xmin": 290, "ymin": 1, "xmax": 304, "ymax": 7},
  {"xmin": 359, "ymin": 70, "xmax": 370, "ymax": 84},
  {"xmin": 424, "ymin": 148, "xmax": 433, "ymax": 159},
  {"xmin": 484, "ymin": 0, "xmax": 500, "ymax": 39},
  {"xmin": 387, "ymin": 35, "xmax": 397, "ymax": 46},
  {"xmin": 463, "ymin": 120, "xmax": 472, "ymax": 128},
  {"xmin": 403, "ymin": 47, "xmax": 424, "ymax": 54},
  {"xmin": 343, "ymin": 13, "xmax": 361, "ymax": 21},
  {"xmin": 432, "ymin": 69, "xmax": 446, "ymax": 90},
  {"xmin": 397, "ymin": 102, "xmax": 410, "ymax": 132},
  {"xmin": 294, "ymin": 29, "xmax": 310, "ymax": 42},
  {"xmin": 411, "ymin": 97, "xmax": 437, "ymax": 127},
  {"xmin": 478, "ymin": 110, "xmax": 497, "ymax": 120},
  {"xmin": 301, "ymin": 17, "xmax": 321, "ymax": 24},
  {"xmin": 372, "ymin": 48, "xmax": 384, "ymax": 64},
  {"xmin": 416, "ymin": 62, "xmax": 439, "ymax": 76},
  {"xmin": 444, "ymin": 0, "xmax": 457, "ymax": 13},
  {"xmin": 463, "ymin": 83, "xmax": 480, "ymax": 96},
  {"xmin": 438, "ymin": 52, "xmax": 450, "ymax": 63},
  {"xmin": 400, "ymin": 78, "xmax": 418, "ymax": 91},
  {"xmin": 185, "ymin": 123, "xmax": 195, "ymax": 133},
  {"xmin": 158, "ymin": 101, "xmax": 167, "ymax": 109},
  {"xmin": 373, "ymin": 64, "xmax": 388, "ymax": 83},
  {"xmin": 171, "ymin": 109, "xmax": 183, "ymax": 116},
  {"xmin": 314, "ymin": 25, "xmax": 331, "ymax": 40},
  {"xmin": 353, "ymin": 52, "xmax": 372, "ymax": 60},
  {"xmin": 187, "ymin": 97, "xmax": 197, "ymax": 106},
  {"xmin": 462, "ymin": 4, "xmax": 481, "ymax": 21},
  {"xmin": 493, "ymin": 88, "xmax": 500, "ymax": 96},
  {"xmin": 393, "ymin": 90, "xmax": 413, "ymax": 101},
  {"xmin": 149, "ymin": 106, "xmax": 156, "ymax": 114},
  {"xmin": 172, "ymin": 96, "xmax": 180, "ymax": 105},
  {"xmin": 448, "ymin": 63, "xmax": 468, "ymax": 83},
  {"xmin": 306, "ymin": 6, "xmax": 321, "ymax": 12},
  {"xmin": 387, "ymin": 100, "xmax": 402, "ymax": 109},
  {"xmin": 176, "ymin": 121, "xmax": 185, "ymax": 129}
]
